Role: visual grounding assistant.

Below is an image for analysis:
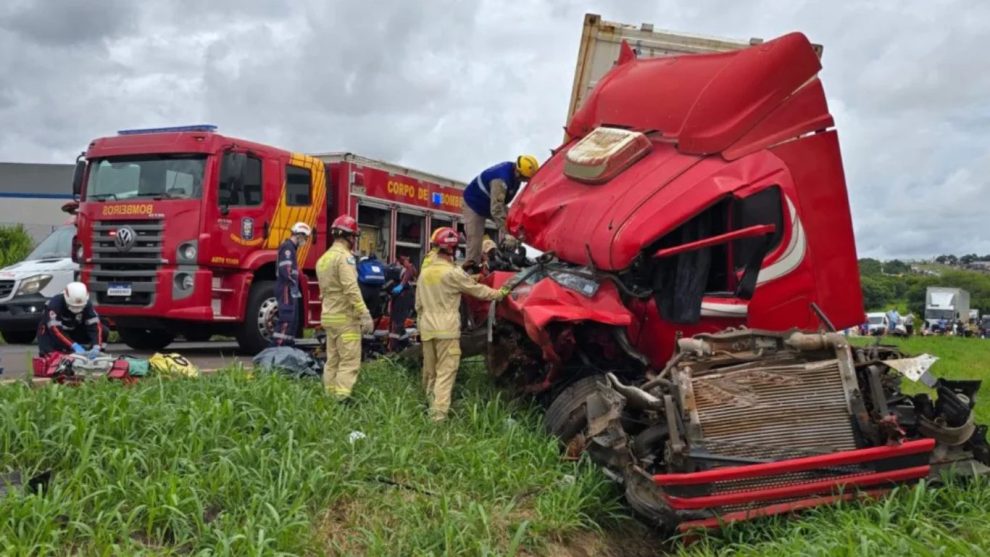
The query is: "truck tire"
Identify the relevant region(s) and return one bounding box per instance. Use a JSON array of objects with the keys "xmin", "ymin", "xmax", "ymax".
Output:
[
  {"xmin": 544, "ymin": 375, "xmax": 608, "ymax": 444},
  {"xmin": 118, "ymin": 327, "xmax": 176, "ymax": 351},
  {"xmin": 237, "ymin": 280, "xmax": 276, "ymax": 354},
  {"xmin": 1, "ymin": 330, "xmax": 36, "ymax": 344}
]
